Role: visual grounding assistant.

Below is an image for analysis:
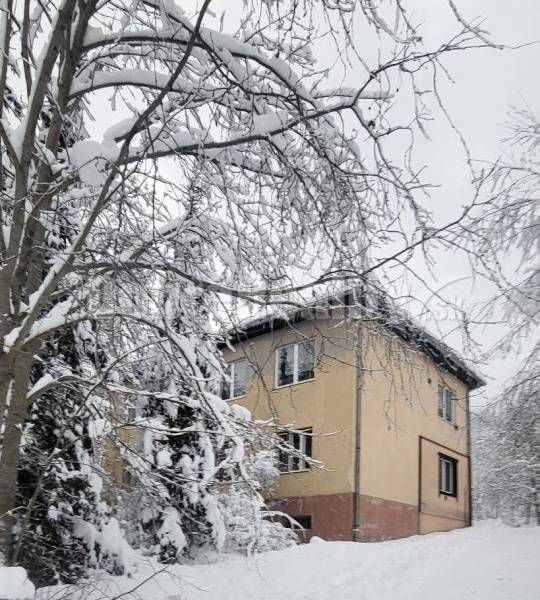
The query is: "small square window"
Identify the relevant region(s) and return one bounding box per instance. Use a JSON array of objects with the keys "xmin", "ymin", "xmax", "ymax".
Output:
[
  {"xmin": 278, "ymin": 428, "xmax": 313, "ymax": 473},
  {"xmin": 295, "ymin": 515, "xmax": 312, "ymax": 530},
  {"xmin": 221, "ymin": 359, "xmax": 247, "ymax": 400},
  {"xmin": 276, "ymin": 339, "xmax": 315, "ymax": 387},
  {"xmin": 439, "ymin": 454, "xmax": 458, "ymax": 497},
  {"xmin": 437, "ymin": 385, "xmax": 454, "ymax": 423}
]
